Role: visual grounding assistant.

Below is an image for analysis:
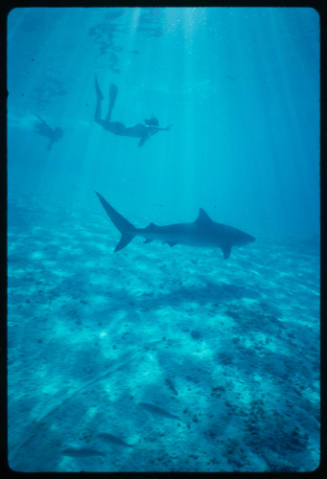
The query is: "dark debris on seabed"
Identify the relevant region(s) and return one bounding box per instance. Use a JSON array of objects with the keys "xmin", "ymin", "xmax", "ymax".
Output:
[{"xmin": 7, "ymin": 200, "xmax": 320, "ymax": 472}]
